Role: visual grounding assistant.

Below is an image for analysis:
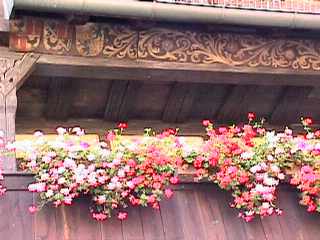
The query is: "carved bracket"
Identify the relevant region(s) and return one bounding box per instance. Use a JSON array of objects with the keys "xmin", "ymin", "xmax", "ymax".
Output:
[{"xmin": 0, "ymin": 53, "xmax": 39, "ymax": 172}]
